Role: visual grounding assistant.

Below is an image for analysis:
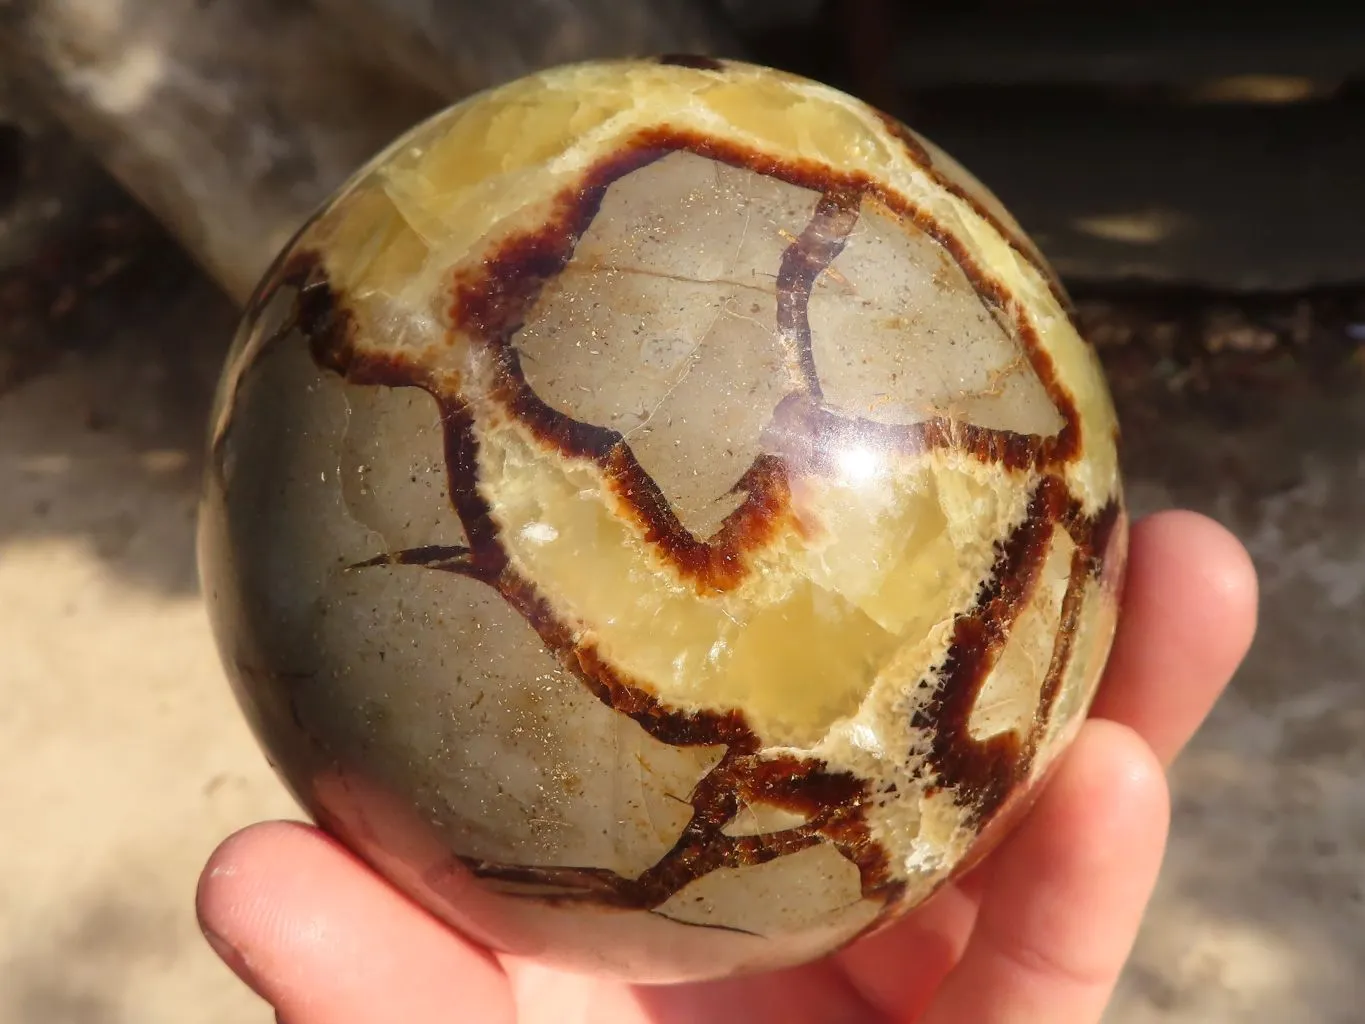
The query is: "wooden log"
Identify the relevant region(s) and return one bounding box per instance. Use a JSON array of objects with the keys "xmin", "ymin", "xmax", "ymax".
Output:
[
  {"xmin": 4, "ymin": 0, "xmax": 1361, "ymax": 294},
  {"xmin": 0, "ymin": 0, "xmax": 443, "ymax": 301},
  {"xmin": 0, "ymin": 0, "xmax": 737, "ymax": 300}
]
